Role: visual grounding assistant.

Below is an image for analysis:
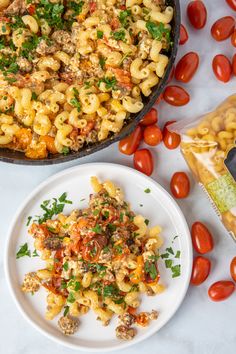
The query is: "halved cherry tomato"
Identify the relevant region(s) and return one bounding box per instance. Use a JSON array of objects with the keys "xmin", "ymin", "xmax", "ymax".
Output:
[
  {"xmin": 212, "ymin": 54, "xmax": 232, "ymax": 83},
  {"xmin": 89, "ymin": 1, "xmax": 97, "ymax": 13},
  {"xmin": 208, "ymin": 281, "xmax": 235, "ymax": 301},
  {"xmin": 163, "ymin": 121, "xmax": 181, "ymax": 149},
  {"xmin": 232, "ymin": 54, "xmax": 236, "ymax": 75},
  {"xmin": 82, "ymin": 237, "xmax": 102, "ymax": 262},
  {"xmin": 230, "ymin": 257, "xmax": 236, "ymax": 282},
  {"xmin": 191, "ymin": 222, "xmax": 214, "ymax": 254},
  {"xmin": 231, "ymin": 30, "xmax": 236, "ymax": 47},
  {"xmin": 163, "ymin": 86, "xmax": 190, "ymax": 106},
  {"xmin": 140, "ymin": 108, "xmax": 158, "ymax": 126},
  {"xmin": 191, "ymin": 256, "xmax": 211, "ymax": 286},
  {"xmin": 170, "ymin": 172, "xmax": 190, "ymax": 199},
  {"xmin": 226, "ymin": 0, "xmax": 236, "ymax": 11},
  {"xmin": 119, "ymin": 126, "xmax": 142, "ymax": 155},
  {"xmin": 187, "ymin": 1, "xmax": 207, "ymax": 29},
  {"xmin": 211, "ymin": 16, "xmax": 235, "ymax": 41},
  {"xmin": 133, "ymin": 149, "xmax": 154, "ymax": 176},
  {"xmin": 175, "ymin": 52, "xmax": 199, "ymax": 83},
  {"xmin": 179, "ymin": 24, "xmax": 188, "ymax": 45},
  {"xmin": 28, "ymin": 4, "xmax": 36, "ymax": 15},
  {"xmin": 143, "ymin": 124, "xmax": 162, "ymax": 146}
]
